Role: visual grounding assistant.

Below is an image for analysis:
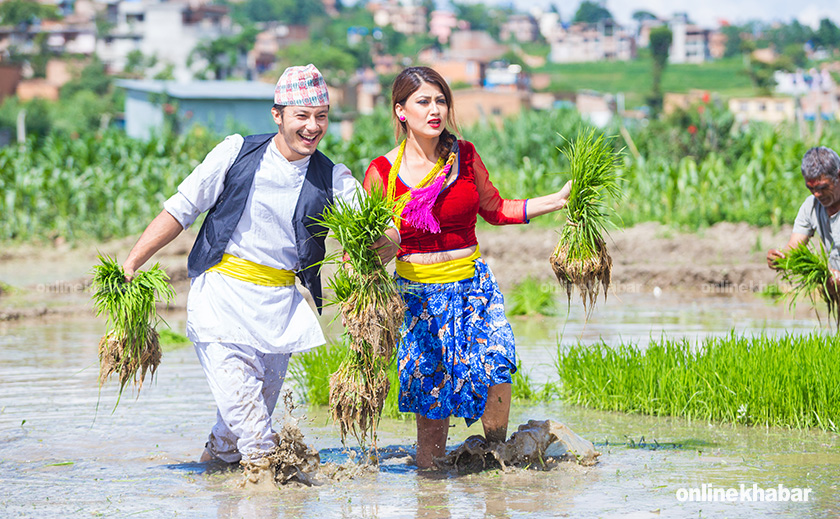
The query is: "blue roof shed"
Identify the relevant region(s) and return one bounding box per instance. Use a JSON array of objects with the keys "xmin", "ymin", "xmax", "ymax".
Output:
[{"xmin": 117, "ymin": 80, "xmax": 277, "ymax": 139}]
